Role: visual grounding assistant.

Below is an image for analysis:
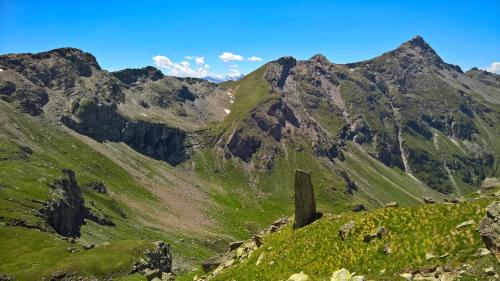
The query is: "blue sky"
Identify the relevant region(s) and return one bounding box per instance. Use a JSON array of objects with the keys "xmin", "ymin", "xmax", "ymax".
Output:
[{"xmin": 1, "ymin": 0, "xmax": 499, "ymax": 77}]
